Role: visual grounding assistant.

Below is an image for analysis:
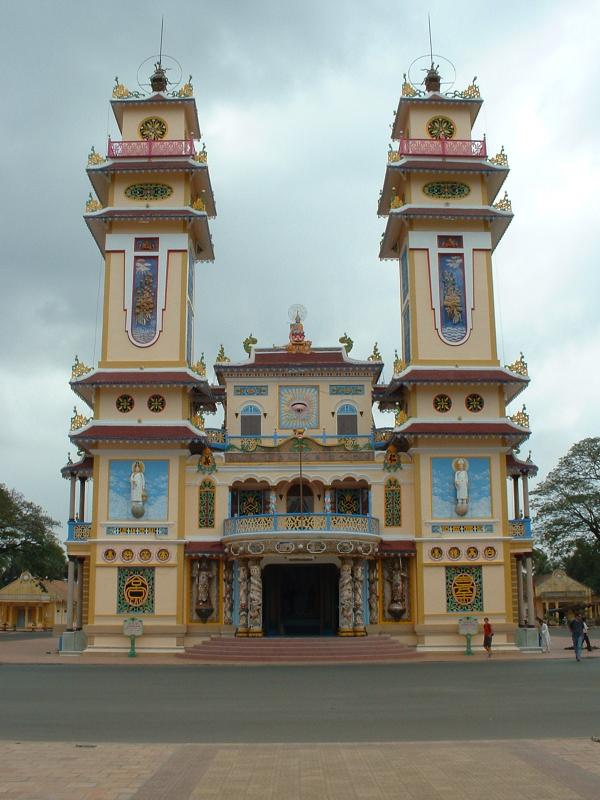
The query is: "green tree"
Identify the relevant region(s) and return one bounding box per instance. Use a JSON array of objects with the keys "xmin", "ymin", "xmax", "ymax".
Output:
[
  {"xmin": 531, "ymin": 437, "xmax": 600, "ymax": 559},
  {"xmin": 0, "ymin": 484, "xmax": 66, "ymax": 587},
  {"xmin": 532, "ymin": 547, "xmax": 554, "ymax": 577},
  {"xmin": 562, "ymin": 540, "xmax": 600, "ymax": 596}
]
